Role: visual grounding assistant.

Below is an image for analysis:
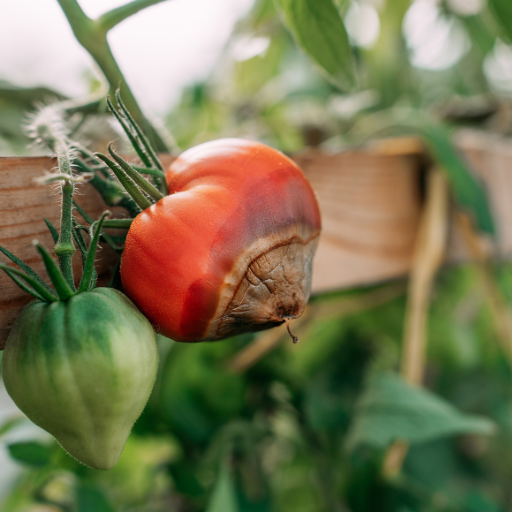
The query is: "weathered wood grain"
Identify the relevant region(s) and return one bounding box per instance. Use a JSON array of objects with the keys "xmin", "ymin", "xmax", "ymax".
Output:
[
  {"xmin": 294, "ymin": 150, "xmax": 422, "ymax": 292},
  {"xmin": 1, "ymin": 131, "xmax": 511, "ymax": 347},
  {"xmin": 0, "ymin": 157, "xmax": 122, "ymax": 345}
]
